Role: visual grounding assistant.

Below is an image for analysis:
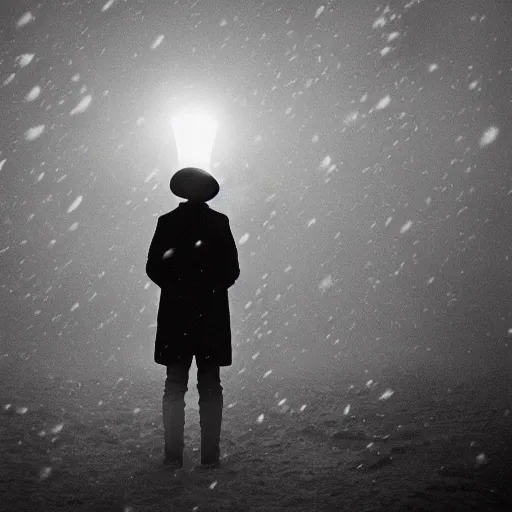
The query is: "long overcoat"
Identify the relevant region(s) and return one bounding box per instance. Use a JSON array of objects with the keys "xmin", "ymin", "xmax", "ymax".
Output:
[{"xmin": 146, "ymin": 201, "xmax": 240, "ymax": 367}]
